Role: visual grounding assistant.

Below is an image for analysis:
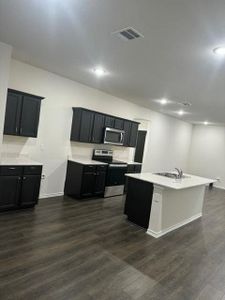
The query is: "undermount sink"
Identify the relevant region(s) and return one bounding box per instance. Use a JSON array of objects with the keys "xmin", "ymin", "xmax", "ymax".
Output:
[{"xmin": 154, "ymin": 172, "xmax": 190, "ymax": 179}]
